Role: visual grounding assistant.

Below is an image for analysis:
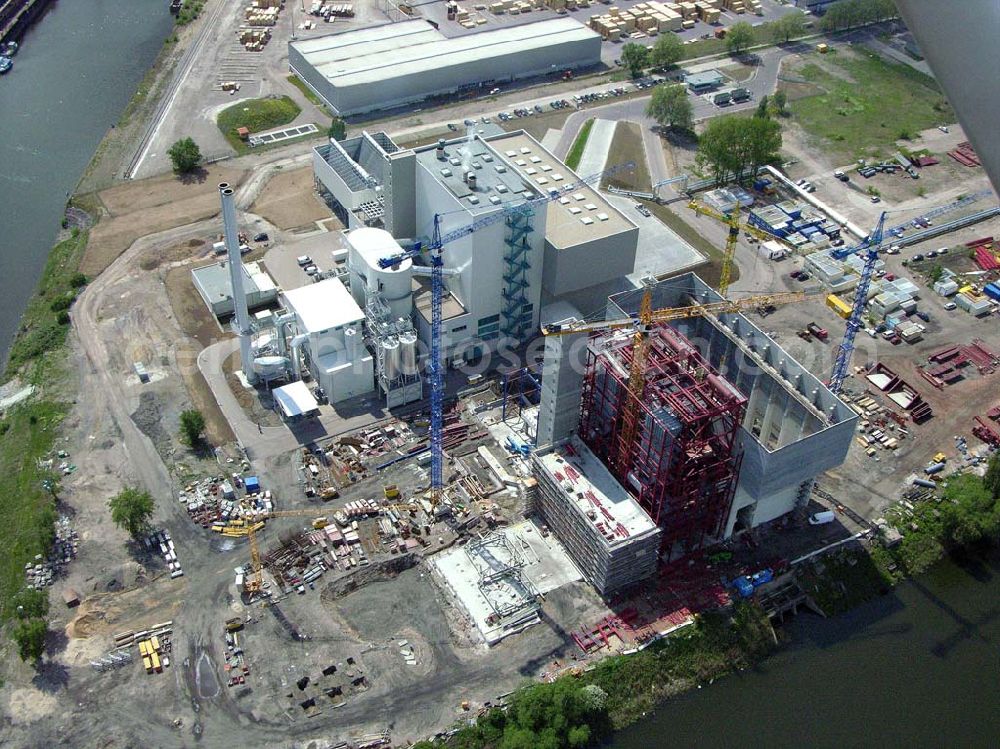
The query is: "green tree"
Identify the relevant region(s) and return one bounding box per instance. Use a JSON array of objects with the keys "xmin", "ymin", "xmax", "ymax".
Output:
[
  {"xmin": 726, "ymin": 21, "xmax": 755, "ymax": 56},
  {"xmin": 179, "ymin": 409, "xmax": 206, "ymax": 447},
  {"xmin": 108, "ymin": 486, "xmax": 156, "ymax": 539},
  {"xmin": 772, "ymin": 10, "xmax": 806, "ymax": 43},
  {"xmin": 928, "ymin": 264, "xmax": 945, "ymax": 283},
  {"xmin": 755, "ymin": 95, "xmax": 770, "ymax": 119},
  {"xmin": 13, "ymin": 618, "xmax": 47, "ymax": 663},
  {"xmin": 328, "ymin": 117, "xmax": 347, "ymax": 141},
  {"xmin": 13, "ymin": 589, "xmax": 49, "ymax": 620},
  {"xmin": 940, "ymin": 474, "xmax": 999, "ymax": 549},
  {"xmin": 821, "ymin": 0, "xmax": 898, "ymax": 31},
  {"xmin": 650, "ymin": 33, "xmax": 683, "ymax": 70},
  {"xmin": 772, "ymin": 89, "xmax": 788, "ymax": 116},
  {"xmin": 696, "ymin": 115, "xmax": 782, "ymax": 185},
  {"xmin": 167, "ymin": 137, "xmax": 202, "ymax": 174},
  {"xmin": 620, "ymin": 42, "xmax": 650, "ymax": 78},
  {"xmin": 985, "ymin": 453, "xmax": 1000, "ymax": 499},
  {"xmin": 646, "ymin": 84, "xmax": 693, "ymax": 131}
]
